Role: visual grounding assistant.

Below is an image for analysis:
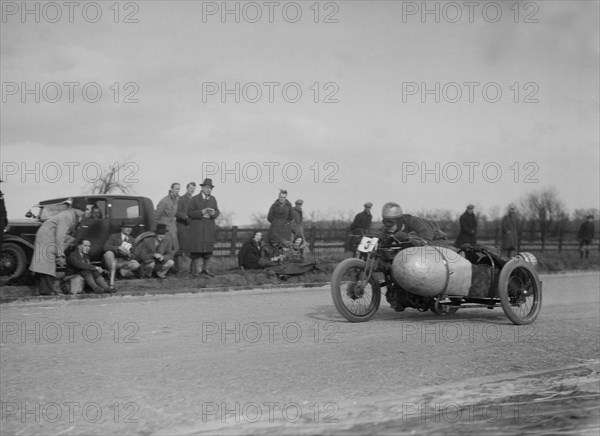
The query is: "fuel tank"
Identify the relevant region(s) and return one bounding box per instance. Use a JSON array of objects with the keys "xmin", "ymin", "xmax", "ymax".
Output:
[{"xmin": 392, "ymin": 246, "xmax": 472, "ymax": 297}]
